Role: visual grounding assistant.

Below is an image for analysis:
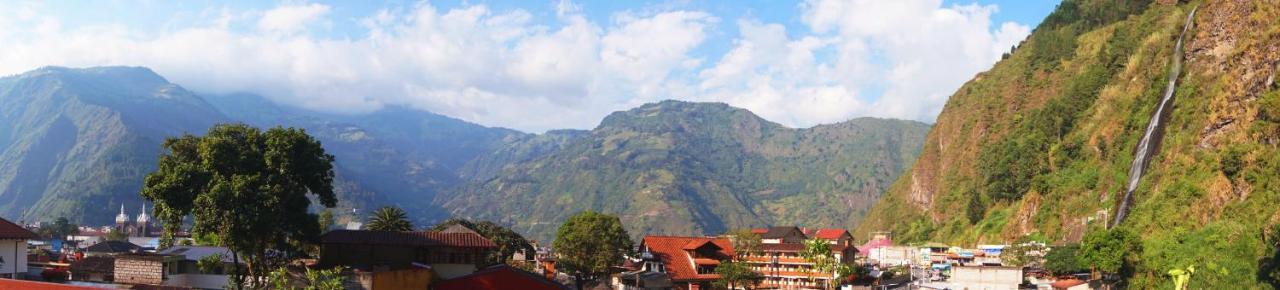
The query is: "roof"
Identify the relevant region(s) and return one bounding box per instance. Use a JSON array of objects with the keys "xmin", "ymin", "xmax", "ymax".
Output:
[
  {"xmin": 320, "ymin": 230, "xmax": 497, "ymax": 248},
  {"xmin": 761, "ymin": 226, "xmax": 803, "ymax": 239},
  {"xmin": 813, "ymin": 229, "xmax": 849, "ymax": 240},
  {"xmin": 641, "ymin": 236, "xmax": 734, "ymax": 281},
  {"xmin": 0, "ymin": 217, "xmax": 37, "ymax": 240},
  {"xmin": 0, "ymin": 279, "xmax": 100, "ymax": 290},
  {"xmin": 762, "ymin": 243, "xmax": 850, "ymax": 253},
  {"xmin": 69, "ymin": 256, "xmax": 115, "ymax": 274},
  {"xmin": 84, "ymin": 240, "xmax": 142, "ymax": 253},
  {"xmin": 1052, "ymin": 279, "xmax": 1088, "ymax": 289},
  {"xmin": 157, "ymin": 246, "xmax": 235, "ymax": 263},
  {"xmin": 750, "ymin": 228, "xmax": 767, "ymax": 234},
  {"xmin": 434, "ymin": 265, "xmax": 570, "ymax": 290}
]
